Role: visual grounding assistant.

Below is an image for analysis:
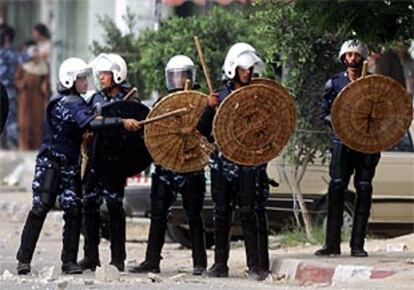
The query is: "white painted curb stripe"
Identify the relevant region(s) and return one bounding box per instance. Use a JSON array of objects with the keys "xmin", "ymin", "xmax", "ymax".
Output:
[
  {"xmin": 332, "ymin": 265, "xmax": 373, "ymax": 282},
  {"xmin": 271, "ymin": 258, "xmax": 302, "ymax": 279}
]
